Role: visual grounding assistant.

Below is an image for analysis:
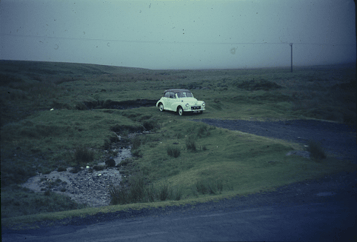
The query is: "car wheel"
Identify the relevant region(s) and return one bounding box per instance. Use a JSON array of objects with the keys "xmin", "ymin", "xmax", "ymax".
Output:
[
  {"xmin": 178, "ymin": 107, "xmax": 184, "ymax": 116},
  {"xmin": 159, "ymin": 103, "xmax": 164, "ymax": 112}
]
